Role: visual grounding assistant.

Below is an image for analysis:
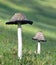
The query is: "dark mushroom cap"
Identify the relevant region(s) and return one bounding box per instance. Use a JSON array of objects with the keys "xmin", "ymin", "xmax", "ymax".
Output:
[
  {"xmin": 6, "ymin": 20, "xmax": 33, "ymax": 25},
  {"xmin": 6, "ymin": 13, "xmax": 33, "ymax": 25},
  {"xmin": 32, "ymin": 31, "xmax": 46, "ymax": 42}
]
